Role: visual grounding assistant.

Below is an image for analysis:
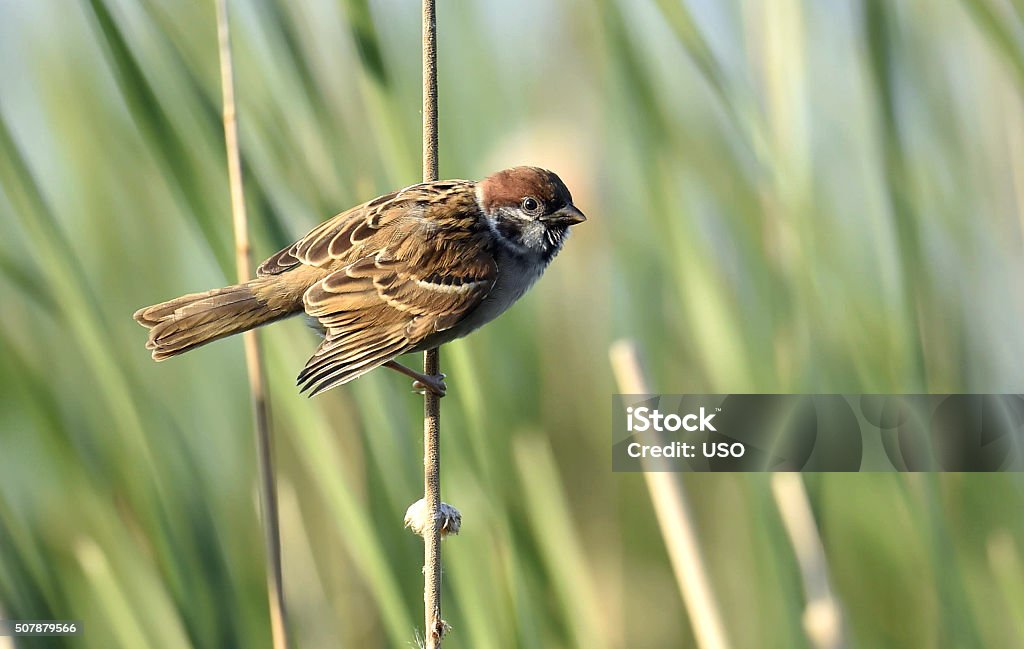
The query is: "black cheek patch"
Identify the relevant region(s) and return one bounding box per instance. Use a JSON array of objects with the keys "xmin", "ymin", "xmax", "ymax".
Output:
[{"xmin": 496, "ymin": 217, "xmax": 524, "ymax": 243}]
